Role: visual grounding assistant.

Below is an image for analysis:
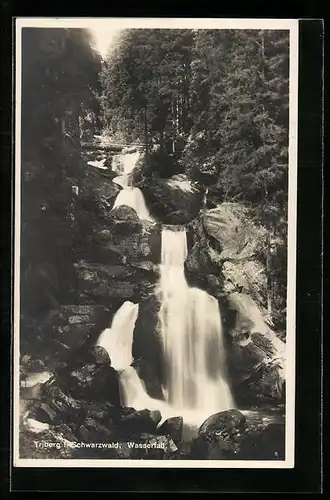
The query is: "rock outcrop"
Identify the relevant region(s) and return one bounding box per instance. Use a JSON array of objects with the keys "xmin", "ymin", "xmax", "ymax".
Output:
[
  {"xmin": 140, "ymin": 174, "xmax": 203, "ymax": 224},
  {"xmin": 222, "ymin": 292, "xmax": 285, "ymax": 406},
  {"xmin": 189, "ymin": 408, "xmax": 284, "ymax": 460}
]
